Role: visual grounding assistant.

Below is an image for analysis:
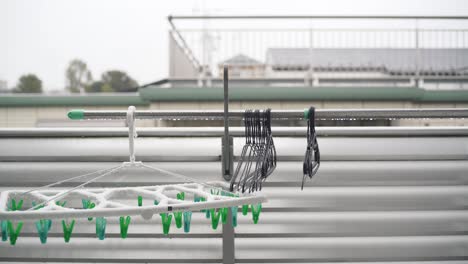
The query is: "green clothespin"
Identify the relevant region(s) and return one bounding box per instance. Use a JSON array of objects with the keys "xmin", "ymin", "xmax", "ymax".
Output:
[
  {"xmin": 82, "ymin": 199, "xmax": 95, "ymax": 208},
  {"xmin": 303, "ymin": 108, "xmax": 310, "ymax": 120},
  {"xmin": 15, "ymin": 199, "xmax": 24, "ymax": 210},
  {"xmin": 221, "ymin": 208, "xmax": 229, "ymax": 224},
  {"xmin": 183, "ymin": 211, "xmax": 192, "ymax": 233},
  {"xmin": 35, "ymin": 219, "xmax": 51, "ymax": 244},
  {"xmin": 1, "ymin": 221, "xmax": 7, "ymax": 241},
  {"xmin": 173, "ymin": 192, "xmax": 185, "ymax": 228},
  {"xmin": 7, "ymin": 221, "xmax": 23, "ymax": 245},
  {"xmin": 31, "ymin": 201, "xmax": 45, "ymax": 210},
  {"xmin": 221, "ymin": 190, "xmax": 233, "ymax": 197},
  {"xmin": 119, "ymin": 216, "xmax": 131, "ymax": 239},
  {"xmin": 9, "ymin": 199, "xmax": 23, "ymax": 211},
  {"xmin": 177, "ymin": 192, "xmax": 185, "ymax": 200},
  {"xmin": 210, "ymin": 208, "xmax": 221, "ymax": 230},
  {"xmin": 32, "ymin": 201, "xmax": 52, "ymax": 244},
  {"xmin": 242, "ymin": 204, "xmax": 249, "ymax": 215},
  {"xmin": 231, "ymin": 207, "xmax": 238, "ymax": 227},
  {"xmin": 205, "ymin": 207, "xmax": 211, "ymax": 218},
  {"xmin": 62, "ymin": 219, "xmax": 75, "ymax": 243},
  {"xmin": 96, "ymin": 217, "xmax": 106, "ymax": 240},
  {"xmin": 195, "ymin": 197, "xmax": 209, "ymax": 215},
  {"xmin": 174, "ymin": 211, "xmax": 183, "ymax": 229},
  {"xmin": 251, "ymin": 203, "xmax": 262, "ymax": 224},
  {"xmin": 138, "ymin": 196, "xmax": 143, "ymax": 207},
  {"xmin": 55, "ymin": 201, "xmax": 67, "ymax": 207},
  {"xmin": 160, "ymin": 213, "xmax": 172, "ymax": 235},
  {"xmin": 82, "ymin": 199, "xmax": 95, "ymax": 221}
]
